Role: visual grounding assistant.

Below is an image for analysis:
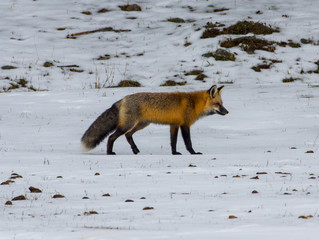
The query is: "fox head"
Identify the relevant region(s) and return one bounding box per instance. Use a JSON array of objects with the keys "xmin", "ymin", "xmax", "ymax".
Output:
[{"xmin": 204, "ymin": 85, "xmax": 229, "ymax": 116}]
